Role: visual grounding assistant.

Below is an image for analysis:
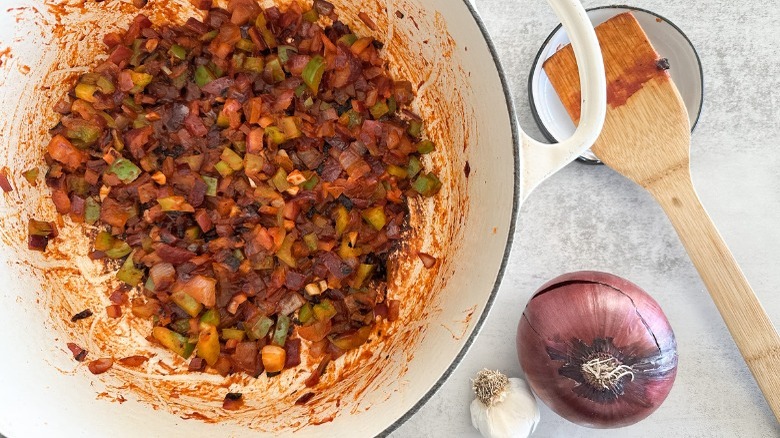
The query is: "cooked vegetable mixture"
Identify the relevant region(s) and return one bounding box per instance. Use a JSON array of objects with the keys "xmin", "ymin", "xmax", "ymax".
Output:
[{"xmin": 41, "ymin": 0, "xmax": 440, "ymax": 382}]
